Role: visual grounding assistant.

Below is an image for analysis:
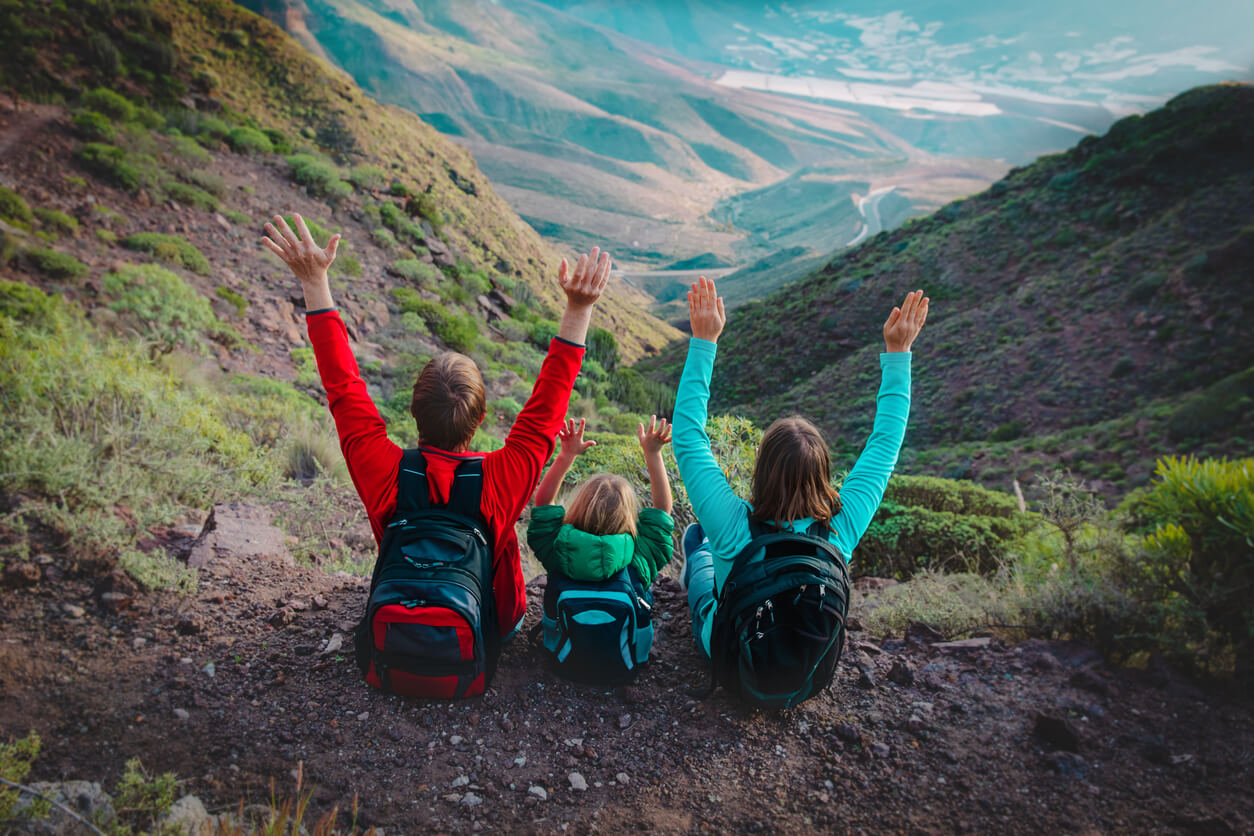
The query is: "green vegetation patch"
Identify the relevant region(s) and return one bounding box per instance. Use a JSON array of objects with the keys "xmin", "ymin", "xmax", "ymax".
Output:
[
  {"xmin": 122, "ymin": 232, "xmax": 211, "ymax": 274},
  {"xmin": 24, "ymin": 247, "xmax": 88, "ymax": 279},
  {"xmin": 0, "ymin": 186, "xmax": 32, "ymax": 224},
  {"xmin": 103, "ymin": 263, "xmax": 219, "ymax": 353}
]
